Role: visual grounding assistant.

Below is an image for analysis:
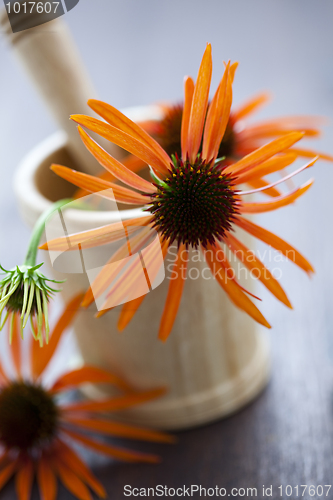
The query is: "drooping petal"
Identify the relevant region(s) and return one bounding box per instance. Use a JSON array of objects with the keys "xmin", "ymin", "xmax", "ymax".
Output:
[
  {"xmin": 228, "ymin": 61, "xmax": 238, "ymax": 83},
  {"xmin": 52, "ymin": 460, "xmax": 92, "ymax": 500},
  {"xmin": 61, "ymin": 428, "xmax": 160, "ymax": 464},
  {"xmin": 99, "ymin": 230, "xmax": 164, "ymax": 312},
  {"xmin": 181, "ymin": 76, "xmax": 195, "ymax": 159},
  {"xmin": 31, "ymin": 294, "xmax": 83, "ymax": 379},
  {"xmin": 235, "ymin": 152, "xmax": 297, "ymax": 184},
  {"xmin": 203, "ymin": 243, "xmax": 271, "ymax": 328},
  {"xmin": 240, "ymin": 179, "xmax": 313, "ymax": 213},
  {"xmin": 240, "ymin": 157, "xmax": 317, "ymax": 196},
  {"xmin": 64, "ymin": 417, "xmax": 175, "ymax": 444},
  {"xmin": 51, "ymin": 366, "xmax": 132, "ymax": 394},
  {"xmin": 81, "ymin": 227, "xmax": 152, "ymax": 308},
  {"xmin": 234, "ymin": 216, "xmax": 314, "ymax": 274},
  {"xmin": 231, "ymin": 92, "xmax": 271, "ymax": 122},
  {"xmin": 37, "ymin": 455, "xmax": 57, "ymax": 500},
  {"xmin": 0, "ymin": 460, "xmax": 17, "ymax": 490},
  {"xmin": 289, "ymin": 147, "xmax": 333, "ymax": 162},
  {"xmin": 77, "ymin": 127, "xmax": 155, "ymax": 194},
  {"xmin": 88, "ymin": 99, "xmax": 171, "ymax": 169},
  {"xmin": 244, "ymin": 178, "xmax": 281, "ymax": 197},
  {"xmin": 71, "ymin": 115, "xmax": 170, "ymax": 176},
  {"xmin": 117, "ymin": 239, "xmax": 169, "ymax": 330},
  {"xmin": 187, "ymin": 43, "xmax": 212, "ymax": 162},
  {"xmin": 51, "ymin": 165, "xmax": 148, "ymax": 205},
  {"xmin": 55, "ymin": 439, "xmax": 106, "ymax": 499},
  {"xmin": 224, "ymin": 132, "xmax": 305, "ymax": 177},
  {"xmin": 39, "ymin": 216, "xmax": 153, "ymax": 252},
  {"xmin": 15, "ymin": 457, "xmax": 34, "ymax": 500},
  {"xmin": 224, "ymin": 233, "xmax": 292, "ymax": 308},
  {"xmin": 238, "ymin": 123, "xmax": 320, "ymax": 141},
  {"xmin": 158, "ymin": 244, "xmax": 188, "ymax": 342},
  {"xmin": 63, "ymin": 388, "xmax": 167, "ymax": 414}
]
